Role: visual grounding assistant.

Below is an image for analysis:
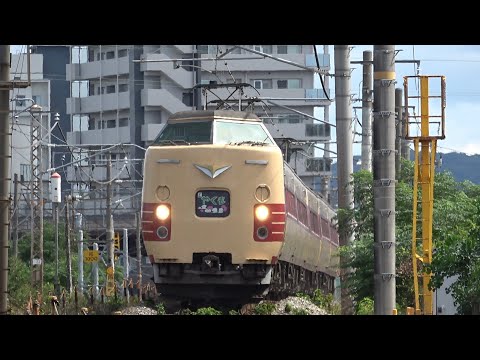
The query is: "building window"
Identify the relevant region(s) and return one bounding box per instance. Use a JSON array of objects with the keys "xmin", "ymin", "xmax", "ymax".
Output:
[
  {"xmin": 20, "ymin": 164, "xmax": 31, "ymax": 182},
  {"xmin": 88, "ymin": 50, "xmax": 94, "ymax": 62},
  {"xmin": 32, "ymin": 95, "xmax": 42, "ymax": 106},
  {"xmin": 15, "ymin": 95, "xmax": 26, "ymax": 107},
  {"xmin": 106, "ymin": 85, "xmax": 115, "ymax": 94},
  {"xmin": 253, "ymin": 45, "xmax": 272, "ymax": 54},
  {"xmin": 118, "ymin": 84, "xmax": 128, "ymax": 92},
  {"xmin": 277, "ymin": 79, "xmax": 302, "ymax": 89},
  {"xmin": 88, "ymin": 117, "xmax": 95, "ymax": 130},
  {"xmin": 89, "ymin": 83, "xmax": 95, "ymax": 96},
  {"xmin": 197, "ymin": 45, "xmax": 208, "ymax": 54},
  {"xmin": 226, "ymin": 77, "xmax": 242, "ymax": 84},
  {"xmin": 182, "ymin": 92, "xmax": 193, "ymax": 107},
  {"xmin": 227, "ymin": 46, "xmax": 241, "ymax": 54},
  {"xmin": 119, "ymin": 118, "xmax": 129, "ymax": 127},
  {"xmin": 277, "ymin": 45, "xmax": 302, "ymax": 54},
  {"xmin": 252, "ymin": 79, "xmax": 272, "ymax": 89},
  {"xmin": 118, "ymin": 49, "xmax": 128, "ymax": 58},
  {"xmin": 107, "ymin": 120, "xmax": 116, "ymax": 128},
  {"xmin": 106, "ymin": 51, "xmax": 115, "ymax": 60}
]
